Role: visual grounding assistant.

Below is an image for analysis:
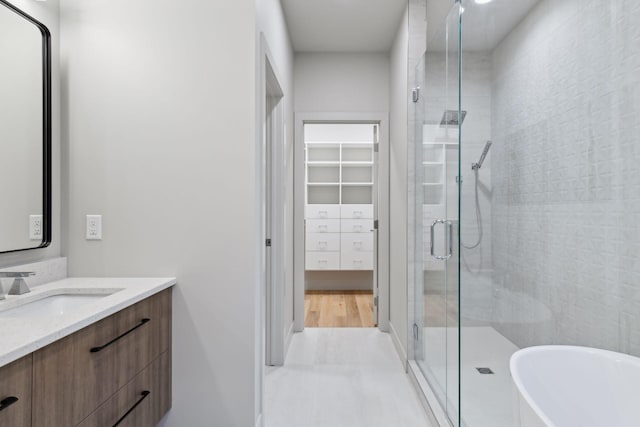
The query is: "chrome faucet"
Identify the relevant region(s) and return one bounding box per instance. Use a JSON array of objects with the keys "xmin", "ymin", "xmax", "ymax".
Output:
[{"xmin": 0, "ymin": 272, "xmax": 35, "ymax": 297}]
